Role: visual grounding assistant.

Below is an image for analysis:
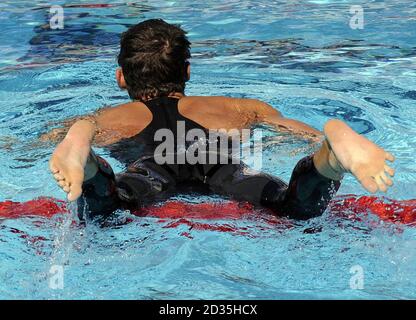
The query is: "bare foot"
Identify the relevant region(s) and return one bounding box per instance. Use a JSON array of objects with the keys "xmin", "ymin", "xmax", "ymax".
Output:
[
  {"xmin": 324, "ymin": 119, "xmax": 395, "ymax": 193},
  {"xmin": 49, "ymin": 137, "xmax": 96, "ymax": 201}
]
